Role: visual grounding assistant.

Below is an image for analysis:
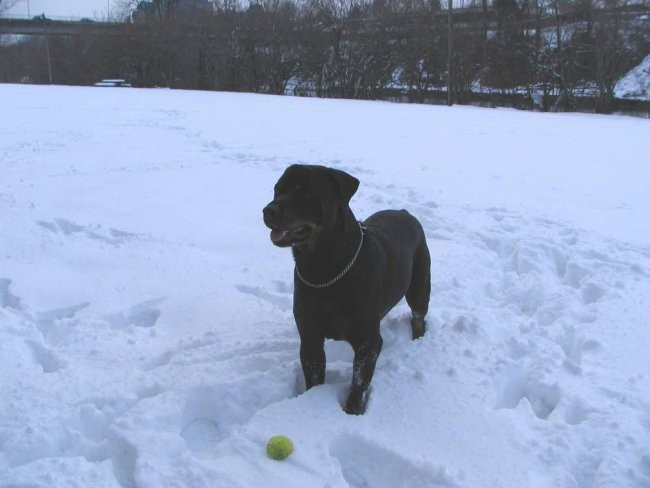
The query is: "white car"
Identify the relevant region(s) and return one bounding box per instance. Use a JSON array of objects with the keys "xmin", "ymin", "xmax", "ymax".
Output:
[{"xmin": 94, "ymin": 79, "xmax": 132, "ymax": 87}]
